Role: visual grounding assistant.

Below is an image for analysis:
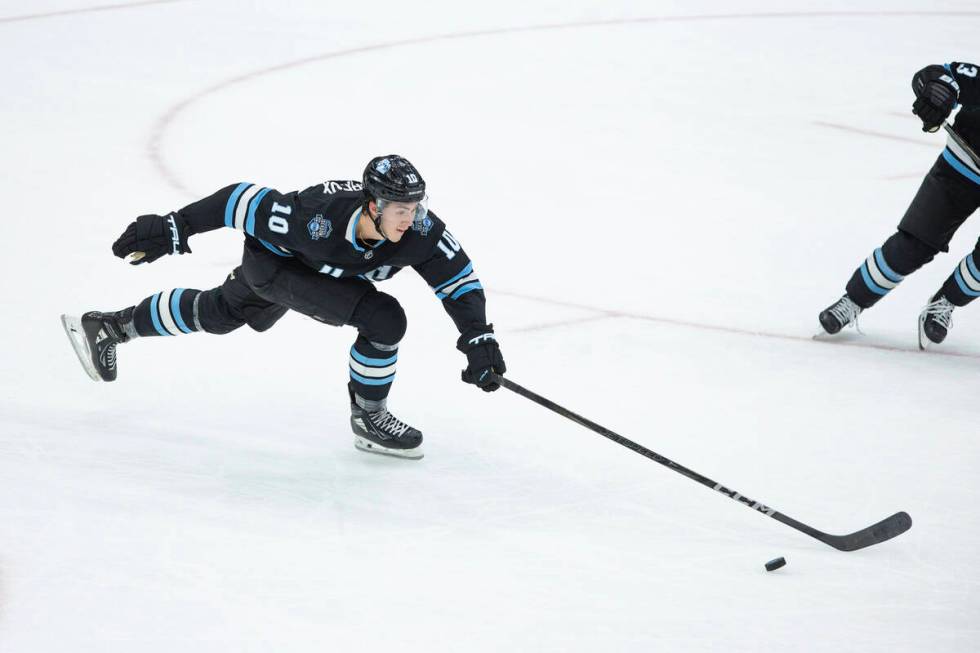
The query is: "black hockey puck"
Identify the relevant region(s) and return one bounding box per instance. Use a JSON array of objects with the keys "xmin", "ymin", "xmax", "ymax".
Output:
[{"xmin": 765, "ymin": 557, "xmax": 786, "ymax": 572}]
